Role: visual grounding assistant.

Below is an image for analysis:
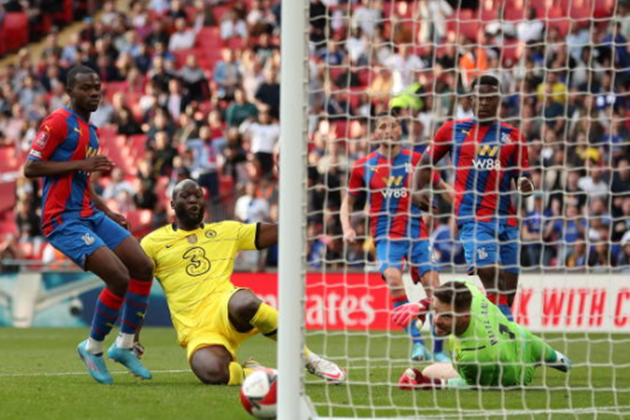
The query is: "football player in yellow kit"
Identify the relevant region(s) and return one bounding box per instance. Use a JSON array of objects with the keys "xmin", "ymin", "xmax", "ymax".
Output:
[{"xmin": 141, "ymin": 180, "xmax": 346, "ymax": 385}]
